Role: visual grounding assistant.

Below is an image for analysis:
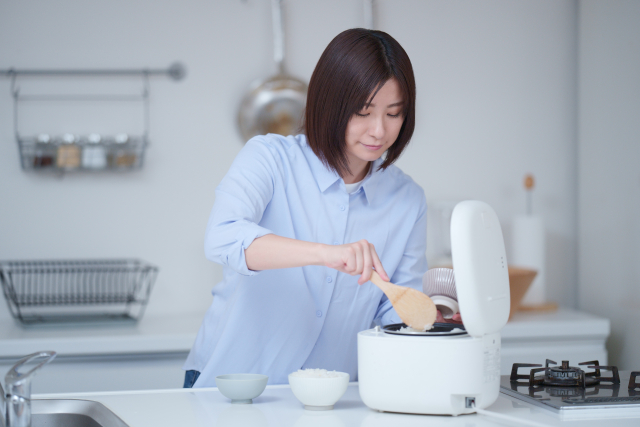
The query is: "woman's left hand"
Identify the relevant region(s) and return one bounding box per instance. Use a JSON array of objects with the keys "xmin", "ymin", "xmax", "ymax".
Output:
[{"xmin": 436, "ymin": 311, "xmax": 463, "ymax": 324}]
